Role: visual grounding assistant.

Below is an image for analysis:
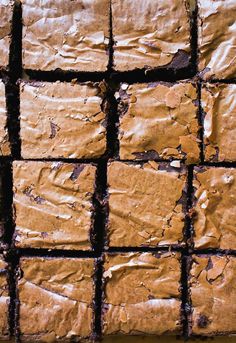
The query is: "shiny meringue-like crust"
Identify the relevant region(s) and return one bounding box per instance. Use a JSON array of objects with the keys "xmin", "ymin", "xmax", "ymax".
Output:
[
  {"xmin": 193, "ymin": 167, "xmax": 236, "ymax": 250},
  {"xmin": 198, "ymin": 0, "xmax": 236, "ymax": 80},
  {"xmin": 21, "ymin": 0, "xmax": 109, "ymax": 72},
  {"xmin": 190, "ymin": 255, "xmax": 236, "ymax": 335},
  {"xmin": 112, "ymin": 0, "xmax": 191, "ymax": 71},
  {"xmin": 20, "ymin": 81, "xmax": 107, "ymax": 159},
  {"xmin": 0, "ymin": 81, "xmax": 10, "ymax": 155},
  {"xmin": 13, "ymin": 161, "xmax": 96, "ymax": 250},
  {"xmin": 0, "ymin": 257, "xmax": 9, "ymax": 339},
  {"xmin": 202, "ymin": 83, "xmax": 236, "ymax": 162},
  {"xmin": 103, "ymin": 252, "xmax": 181, "ymax": 335},
  {"xmin": 118, "ymin": 82, "xmax": 200, "ymax": 164},
  {"xmin": 107, "ymin": 161, "xmax": 186, "ymax": 247},
  {"xmin": 0, "ymin": 0, "xmax": 13, "ymax": 68},
  {"xmin": 19, "ymin": 257, "xmax": 94, "ymax": 342}
]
